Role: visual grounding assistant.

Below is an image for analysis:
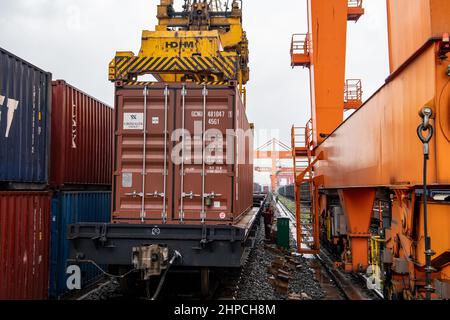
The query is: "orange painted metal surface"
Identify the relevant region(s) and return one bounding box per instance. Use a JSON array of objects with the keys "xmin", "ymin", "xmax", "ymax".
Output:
[
  {"xmin": 416, "ymin": 202, "xmax": 450, "ymax": 274},
  {"xmin": 253, "ymin": 151, "xmax": 292, "ymax": 159},
  {"xmin": 386, "ymin": 192, "xmax": 450, "ymax": 296},
  {"xmin": 254, "ymin": 139, "xmax": 292, "ymax": 192},
  {"xmin": 291, "ymin": 0, "xmax": 449, "ymax": 297},
  {"xmin": 387, "ymin": 0, "xmax": 450, "ymax": 73},
  {"xmin": 307, "ymin": 0, "xmax": 348, "ymax": 146},
  {"xmin": 315, "ymin": 42, "xmax": 450, "ymax": 188},
  {"xmin": 338, "ymin": 188, "xmax": 376, "ymax": 271}
]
